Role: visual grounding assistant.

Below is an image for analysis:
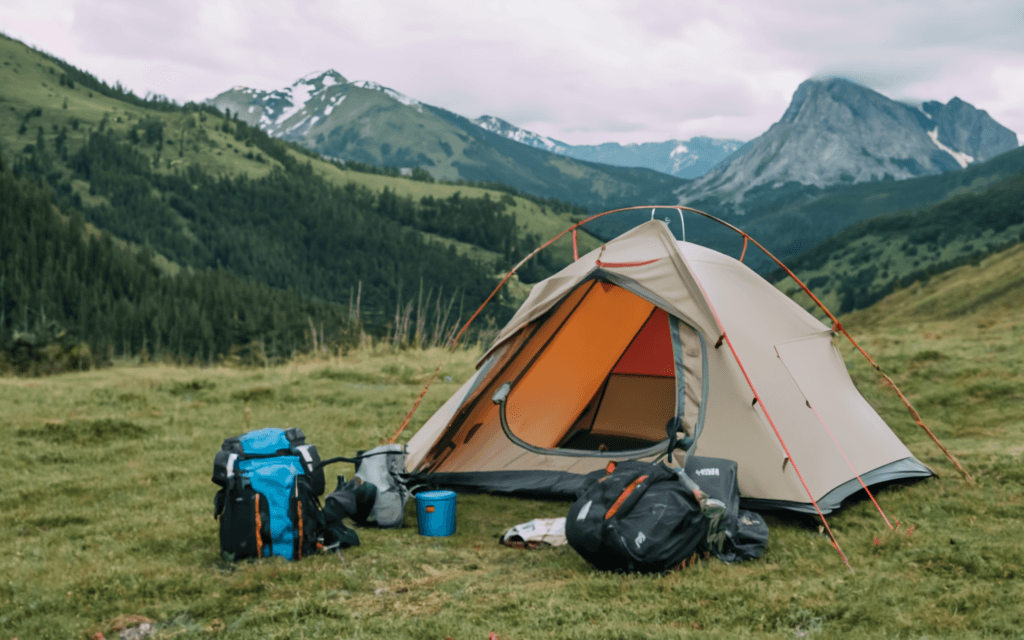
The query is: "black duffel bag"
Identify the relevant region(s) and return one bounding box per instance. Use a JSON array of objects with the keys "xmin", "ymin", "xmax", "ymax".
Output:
[
  {"xmin": 566, "ymin": 457, "xmax": 768, "ymax": 573},
  {"xmin": 566, "ymin": 460, "xmax": 708, "ymax": 573}
]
